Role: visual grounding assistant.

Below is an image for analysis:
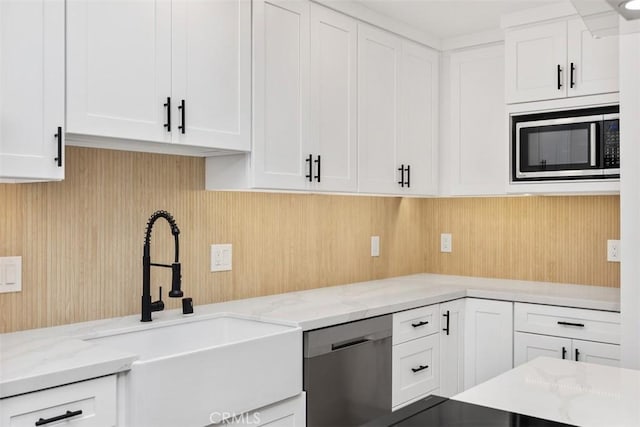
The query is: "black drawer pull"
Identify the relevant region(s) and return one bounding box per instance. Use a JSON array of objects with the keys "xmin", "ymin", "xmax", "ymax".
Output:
[
  {"xmin": 575, "ymin": 348, "xmax": 580, "ymax": 361},
  {"xmin": 557, "ymin": 64, "xmax": 563, "ymax": 90},
  {"xmin": 163, "ymin": 96, "xmax": 171, "ymax": 132},
  {"xmin": 562, "ymin": 346, "xmax": 567, "ymax": 360},
  {"xmin": 557, "ymin": 321, "xmax": 585, "ymax": 328},
  {"xmin": 411, "ymin": 320, "xmax": 429, "ymax": 328},
  {"xmin": 178, "ymin": 99, "xmax": 186, "ymax": 134},
  {"xmin": 54, "ymin": 126, "xmax": 62, "ymax": 167},
  {"xmin": 36, "ymin": 410, "xmax": 83, "ymax": 426},
  {"xmin": 305, "ymin": 154, "xmax": 313, "ymax": 182},
  {"xmin": 411, "ymin": 364, "xmax": 429, "ymax": 373},
  {"xmin": 314, "ymin": 155, "xmax": 321, "ymax": 183},
  {"xmin": 398, "ymin": 165, "xmax": 405, "ymax": 187},
  {"xmin": 331, "ymin": 338, "xmax": 370, "ymax": 351}
]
